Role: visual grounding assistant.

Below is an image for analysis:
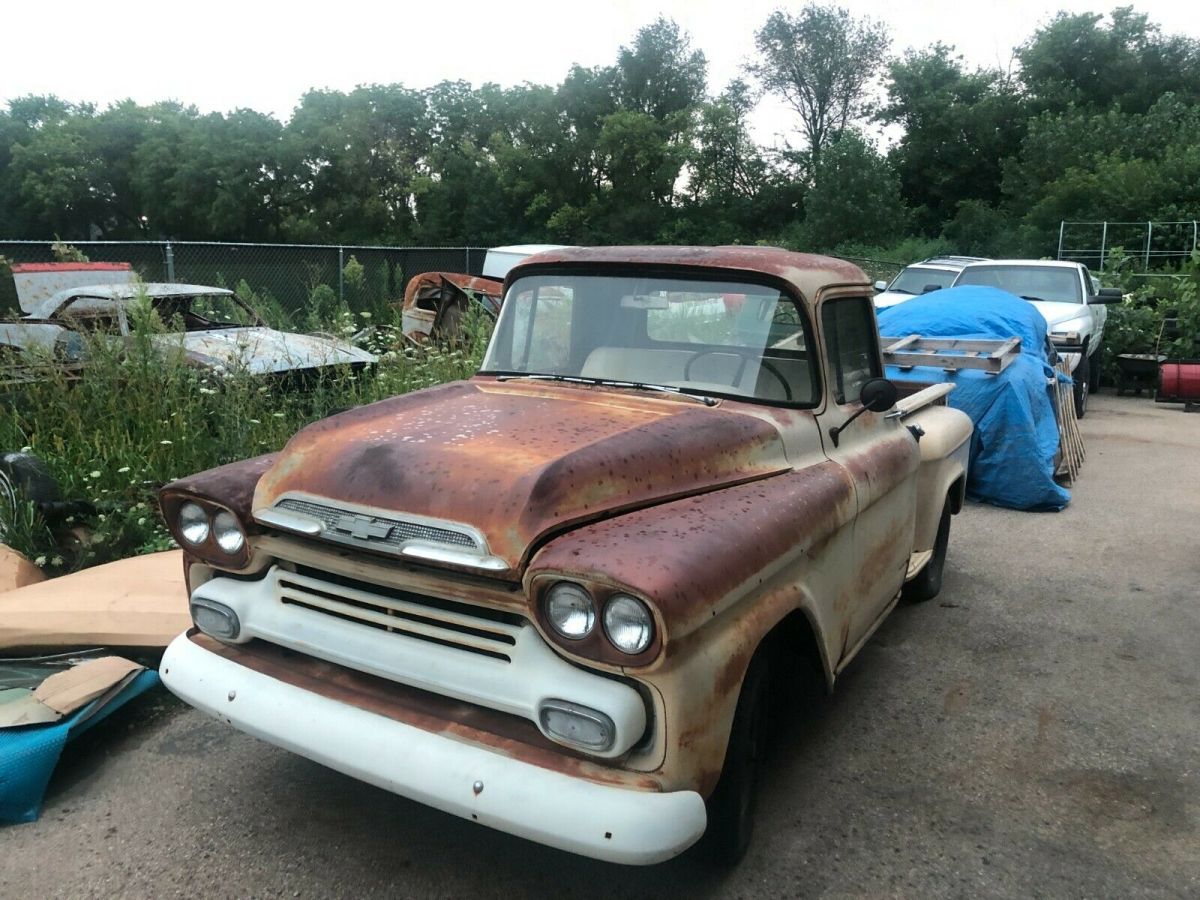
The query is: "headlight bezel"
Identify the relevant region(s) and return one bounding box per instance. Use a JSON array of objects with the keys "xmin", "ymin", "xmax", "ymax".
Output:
[
  {"xmin": 532, "ymin": 575, "xmax": 662, "ymax": 667},
  {"xmin": 160, "ymin": 491, "xmax": 252, "ymax": 569}
]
